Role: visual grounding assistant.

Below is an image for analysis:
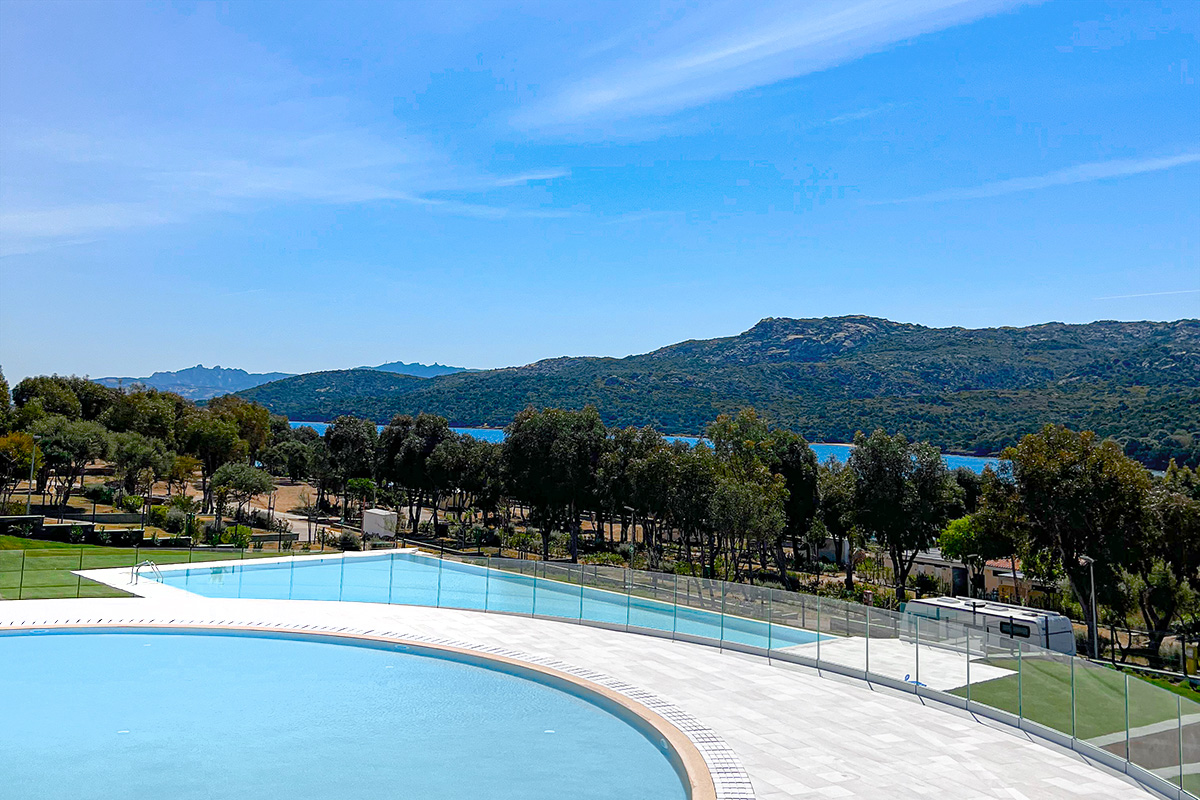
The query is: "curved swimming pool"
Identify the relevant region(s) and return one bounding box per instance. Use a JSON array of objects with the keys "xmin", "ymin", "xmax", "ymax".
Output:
[{"xmin": 1, "ymin": 629, "xmax": 693, "ymax": 800}]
